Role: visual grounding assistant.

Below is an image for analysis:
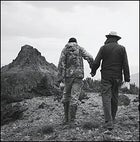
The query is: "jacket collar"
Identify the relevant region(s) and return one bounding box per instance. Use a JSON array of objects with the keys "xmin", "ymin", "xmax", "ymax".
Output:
[
  {"xmin": 66, "ymin": 42, "xmax": 78, "ymax": 47},
  {"xmin": 104, "ymin": 37, "xmax": 118, "ymax": 45}
]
